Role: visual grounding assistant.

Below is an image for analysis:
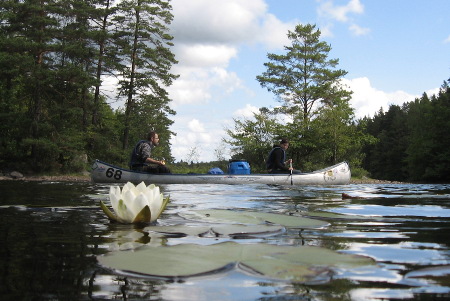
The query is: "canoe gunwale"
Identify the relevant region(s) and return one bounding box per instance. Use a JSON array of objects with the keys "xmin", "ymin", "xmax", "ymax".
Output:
[{"xmin": 91, "ymin": 159, "xmax": 351, "ymax": 185}]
